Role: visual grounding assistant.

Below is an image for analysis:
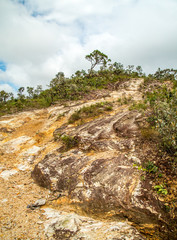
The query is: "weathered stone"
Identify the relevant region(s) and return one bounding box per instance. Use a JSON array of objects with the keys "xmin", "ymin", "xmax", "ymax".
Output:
[
  {"xmin": 1, "ymin": 77, "xmax": 175, "ymax": 239},
  {"xmin": 113, "ymin": 111, "xmax": 142, "ymax": 138},
  {"xmin": 44, "ymin": 209, "xmax": 145, "ymax": 240},
  {"xmin": 34, "ymin": 198, "xmax": 46, "ymax": 206},
  {"xmin": 53, "ymin": 110, "xmax": 142, "ymax": 152},
  {"xmin": 27, "ymin": 198, "xmax": 46, "ymax": 210},
  {"xmin": 32, "ymin": 151, "xmax": 165, "ymax": 226},
  {"xmin": 0, "ymin": 169, "xmax": 18, "ymax": 180},
  {"xmin": 0, "ymin": 136, "xmax": 33, "ymax": 153},
  {"xmin": 0, "ymin": 127, "xmax": 14, "ymax": 133},
  {"xmin": 32, "ymin": 109, "xmax": 169, "ymax": 231}
]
